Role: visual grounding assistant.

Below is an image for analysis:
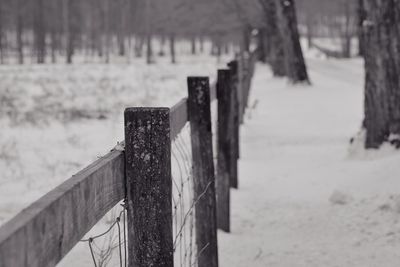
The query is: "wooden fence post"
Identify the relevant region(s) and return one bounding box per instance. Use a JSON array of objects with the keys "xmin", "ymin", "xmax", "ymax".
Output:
[
  {"xmin": 216, "ymin": 69, "xmax": 235, "ymax": 232},
  {"xmin": 228, "ymin": 60, "xmax": 240, "ymax": 188},
  {"xmin": 124, "ymin": 108, "xmax": 173, "ymax": 267},
  {"xmin": 187, "ymin": 77, "xmax": 219, "ymax": 267},
  {"xmin": 242, "ymin": 52, "xmax": 250, "ymax": 117}
]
